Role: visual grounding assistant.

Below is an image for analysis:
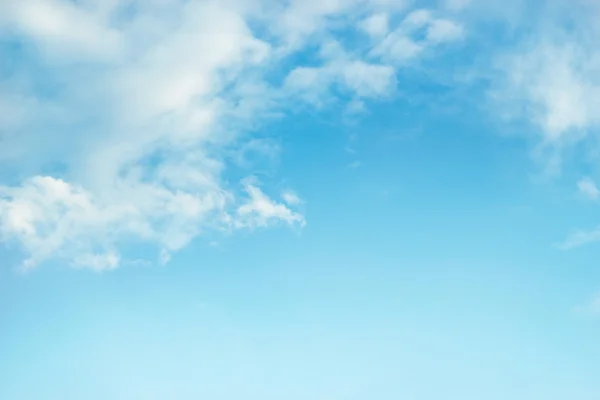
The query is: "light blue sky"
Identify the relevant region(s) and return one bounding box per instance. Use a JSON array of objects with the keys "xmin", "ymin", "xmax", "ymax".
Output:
[{"xmin": 2, "ymin": 0, "xmax": 600, "ymax": 399}]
